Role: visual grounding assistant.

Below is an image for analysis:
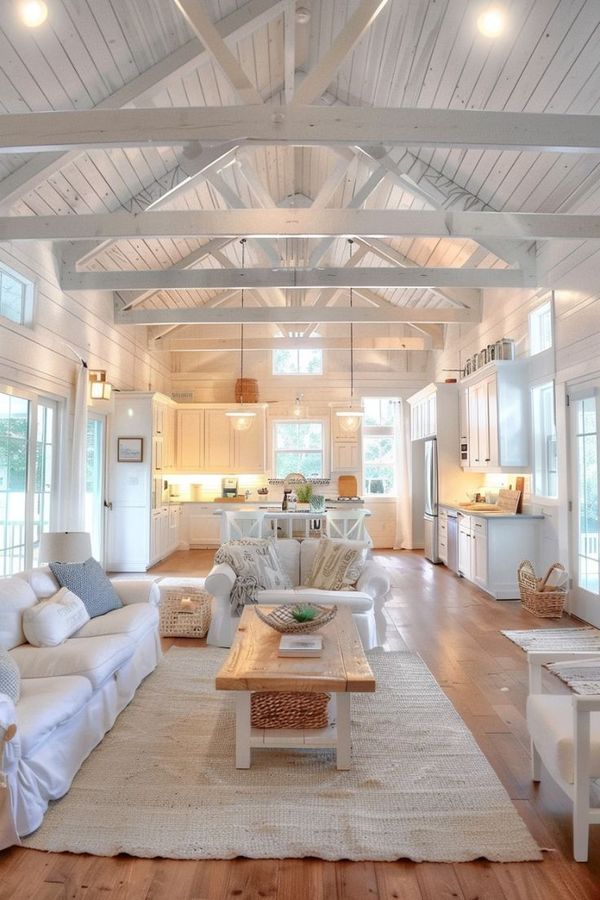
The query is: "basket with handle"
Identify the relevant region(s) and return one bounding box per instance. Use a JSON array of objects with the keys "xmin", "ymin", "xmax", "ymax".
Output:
[
  {"xmin": 517, "ymin": 560, "xmax": 568, "ymax": 618},
  {"xmin": 250, "ymin": 691, "xmax": 330, "ymax": 729}
]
